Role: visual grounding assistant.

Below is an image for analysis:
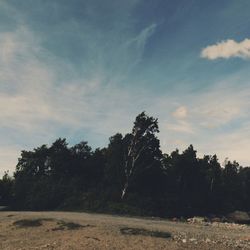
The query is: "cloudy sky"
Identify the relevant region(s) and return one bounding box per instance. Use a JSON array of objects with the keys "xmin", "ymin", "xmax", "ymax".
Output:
[{"xmin": 1, "ymin": 0, "xmax": 250, "ymax": 175}]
